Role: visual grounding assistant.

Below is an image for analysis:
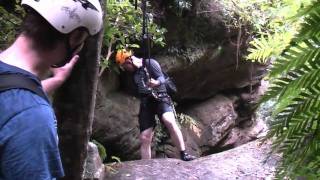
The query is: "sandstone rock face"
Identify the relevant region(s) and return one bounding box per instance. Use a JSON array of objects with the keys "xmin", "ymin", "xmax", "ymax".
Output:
[
  {"xmin": 150, "ymin": 0, "xmax": 267, "ymax": 101},
  {"xmin": 159, "ymin": 95, "xmax": 238, "ymax": 158},
  {"xmin": 83, "ymin": 142, "xmax": 105, "ymax": 180},
  {"xmin": 156, "ymin": 94, "xmax": 265, "ymax": 159},
  {"xmin": 93, "ymin": 91, "xmax": 265, "ymax": 160},
  {"xmin": 156, "ymin": 46, "xmax": 267, "ymax": 101},
  {"xmin": 185, "ymin": 95, "xmax": 237, "ymax": 147},
  {"xmin": 92, "ymin": 0, "xmax": 268, "ymax": 161},
  {"xmin": 104, "ymin": 140, "xmax": 279, "ymax": 180},
  {"xmin": 93, "ymin": 92, "xmax": 141, "ymax": 160}
]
